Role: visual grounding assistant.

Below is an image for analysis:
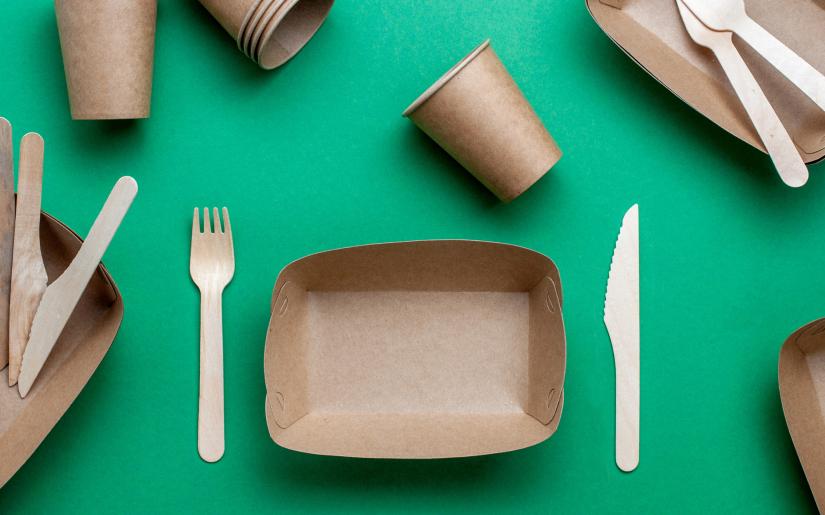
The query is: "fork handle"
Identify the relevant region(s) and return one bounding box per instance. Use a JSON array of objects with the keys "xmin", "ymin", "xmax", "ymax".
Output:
[{"xmin": 198, "ymin": 286, "xmax": 224, "ymax": 463}]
